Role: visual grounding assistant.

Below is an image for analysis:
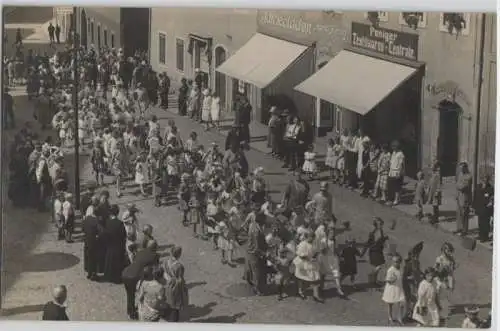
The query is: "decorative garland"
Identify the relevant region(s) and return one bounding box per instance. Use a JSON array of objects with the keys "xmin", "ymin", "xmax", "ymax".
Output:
[
  {"xmin": 402, "ymin": 12, "xmax": 421, "ymax": 29},
  {"xmin": 443, "ymin": 13, "xmax": 466, "ymax": 37},
  {"xmin": 367, "ymin": 11, "xmax": 379, "ymax": 26}
]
